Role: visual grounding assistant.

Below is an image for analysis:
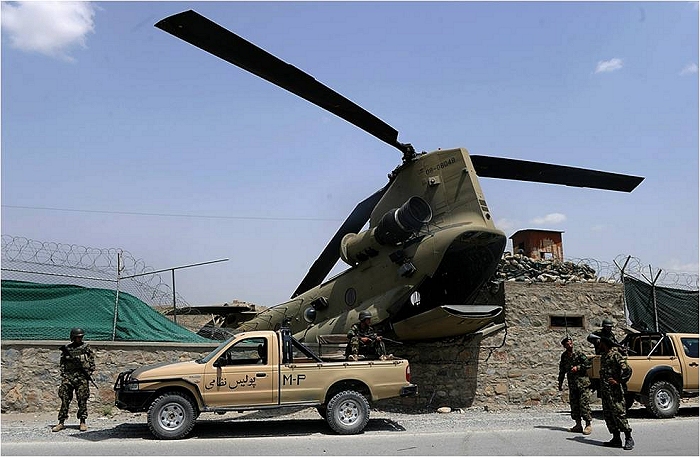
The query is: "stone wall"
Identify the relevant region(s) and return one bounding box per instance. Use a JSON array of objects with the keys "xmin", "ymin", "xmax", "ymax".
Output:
[{"xmin": 1, "ymin": 282, "xmax": 624, "ymax": 414}]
